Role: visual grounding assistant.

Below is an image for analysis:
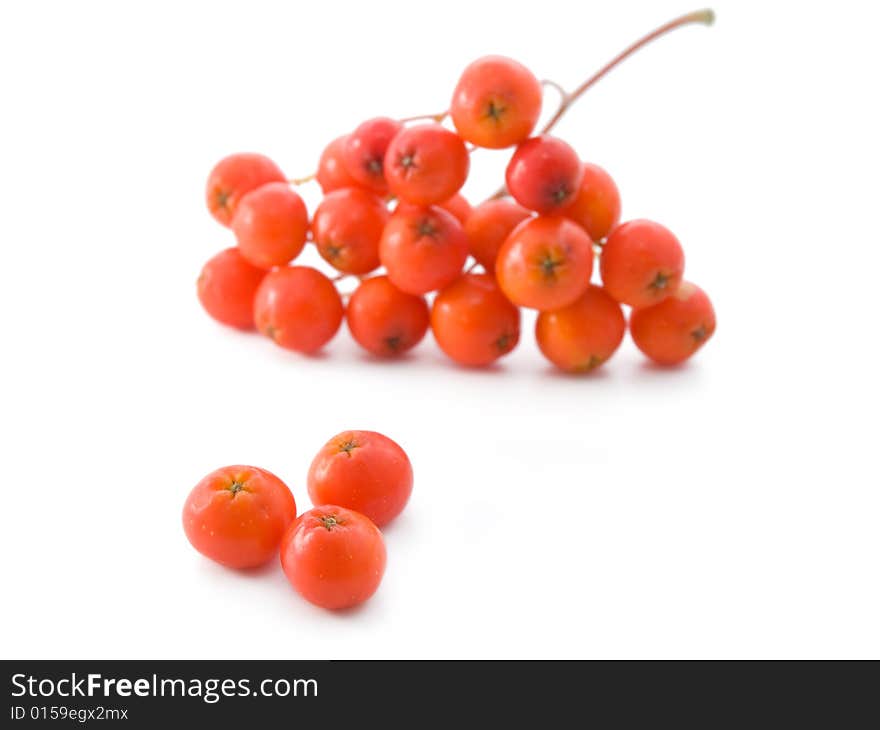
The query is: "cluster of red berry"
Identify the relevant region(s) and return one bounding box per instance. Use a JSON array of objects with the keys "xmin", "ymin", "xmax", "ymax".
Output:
[
  {"xmin": 183, "ymin": 431, "xmax": 412, "ymax": 610},
  {"xmin": 197, "ymin": 12, "xmax": 716, "ymax": 370}
]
